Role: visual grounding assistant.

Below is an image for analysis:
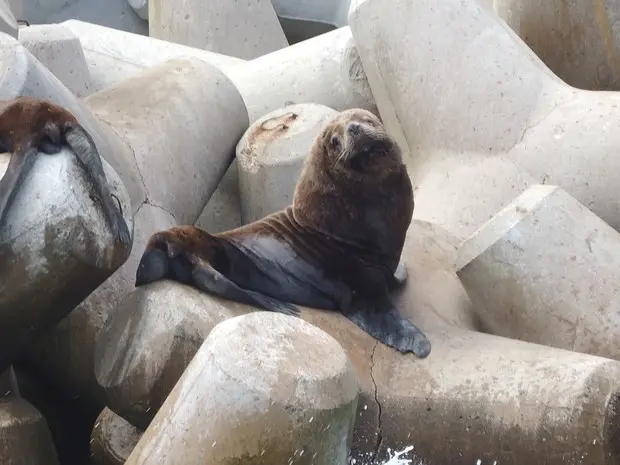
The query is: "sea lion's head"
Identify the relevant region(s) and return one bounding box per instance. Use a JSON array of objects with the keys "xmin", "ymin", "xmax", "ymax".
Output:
[{"xmin": 319, "ymin": 108, "xmax": 401, "ymax": 172}]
